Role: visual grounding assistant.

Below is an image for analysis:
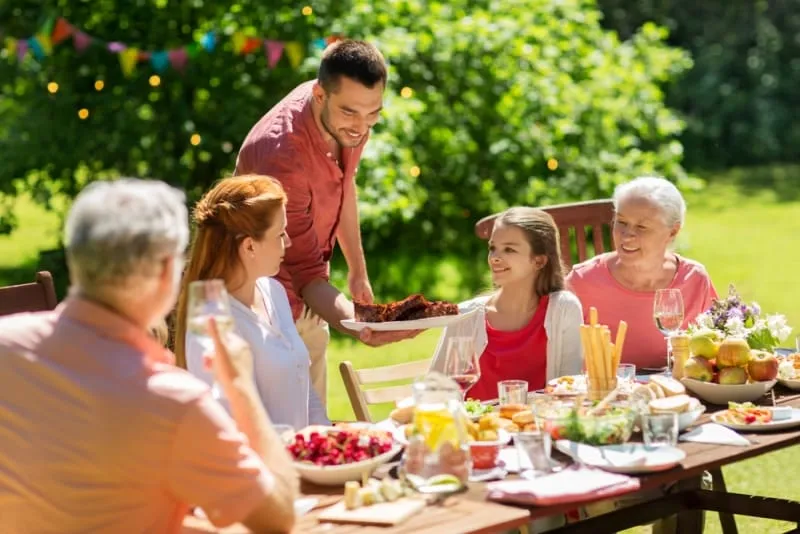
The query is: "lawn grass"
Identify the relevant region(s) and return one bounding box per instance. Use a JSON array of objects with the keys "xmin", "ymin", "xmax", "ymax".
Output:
[{"xmin": 3, "ymin": 167, "xmax": 800, "ymax": 532}]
